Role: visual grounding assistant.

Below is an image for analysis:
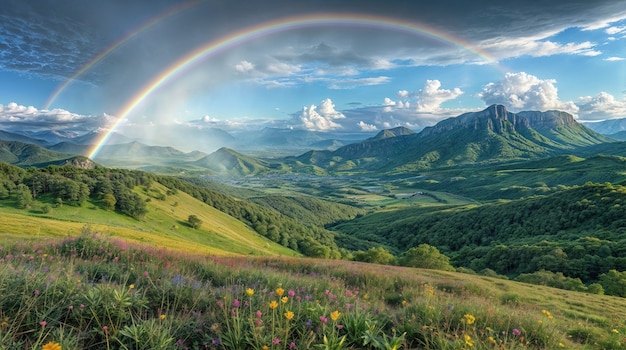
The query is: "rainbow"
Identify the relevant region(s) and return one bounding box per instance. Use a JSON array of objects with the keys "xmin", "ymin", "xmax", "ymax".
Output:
[
  {"xmin": 43, "ymin": 0, "xmax": 200, "ymax": 110},
  {"xmin": 88, "ymin": 13, "xmax": 501, "ymax": 159}
]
